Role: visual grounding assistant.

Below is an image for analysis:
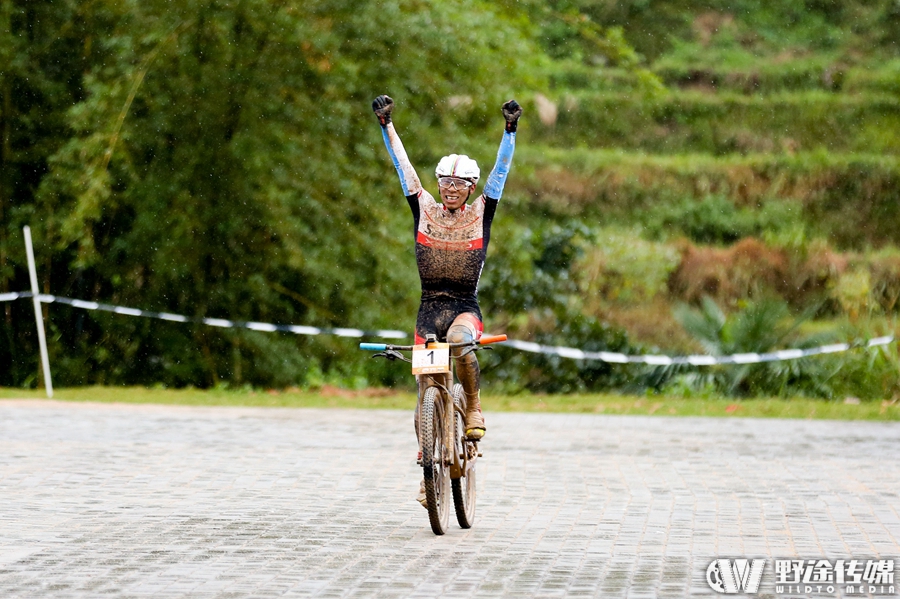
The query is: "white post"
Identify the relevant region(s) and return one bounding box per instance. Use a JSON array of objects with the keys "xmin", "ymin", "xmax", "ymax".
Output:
[{"xmin": 23, "ymin": 226, "xmax": 53, "ymax": 399}]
